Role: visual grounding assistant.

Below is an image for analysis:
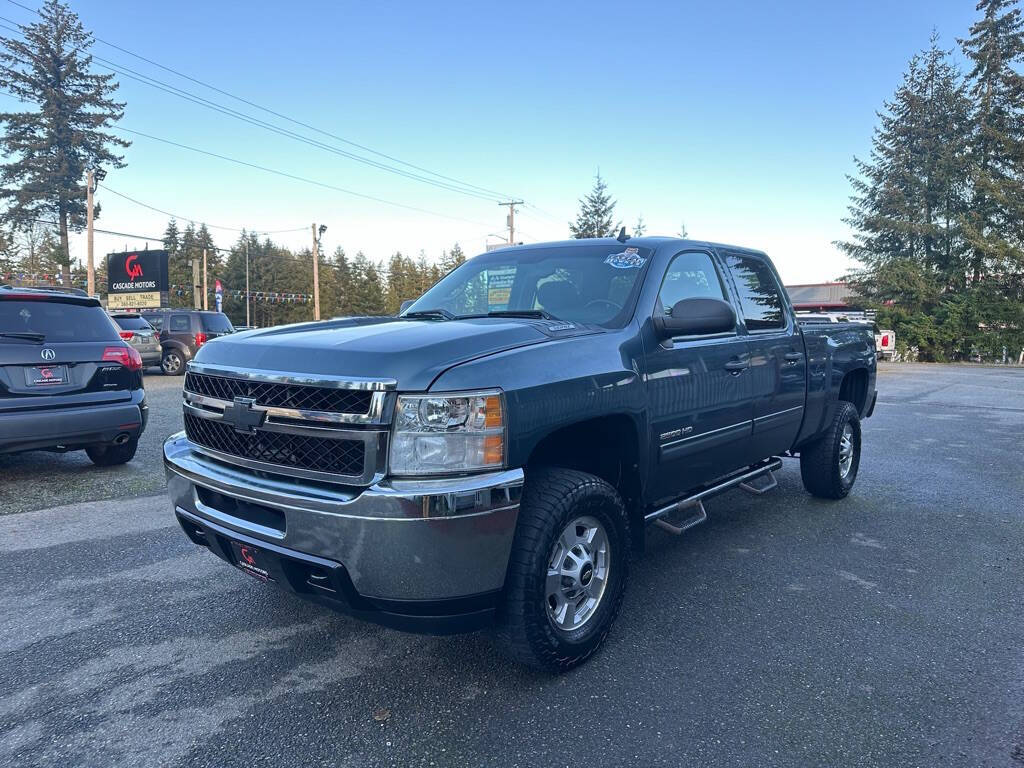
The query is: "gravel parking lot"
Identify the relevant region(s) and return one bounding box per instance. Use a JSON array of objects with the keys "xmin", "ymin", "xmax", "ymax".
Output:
[
  {"xmin": 1, "ymin": 364, "xmax": 1022, "ymax": 767},
  {"xmin": 0, "ymin": 371, "xmax": 183, "ymax": 516}
]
